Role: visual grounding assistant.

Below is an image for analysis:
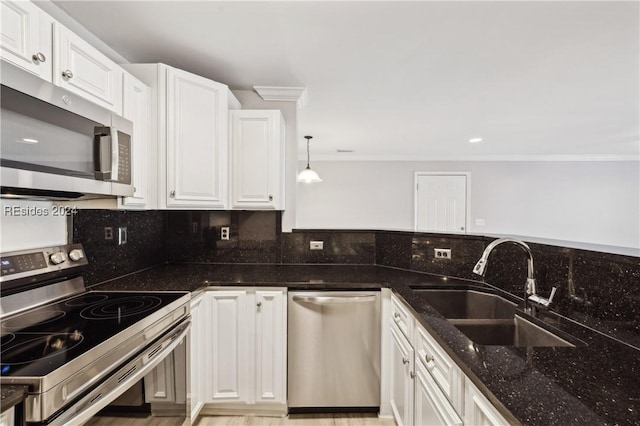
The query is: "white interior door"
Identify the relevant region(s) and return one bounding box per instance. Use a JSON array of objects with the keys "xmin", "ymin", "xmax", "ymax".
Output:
[{"xmin": 416, "ymin": 174, "xmax": 468, "ymax": 233}]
